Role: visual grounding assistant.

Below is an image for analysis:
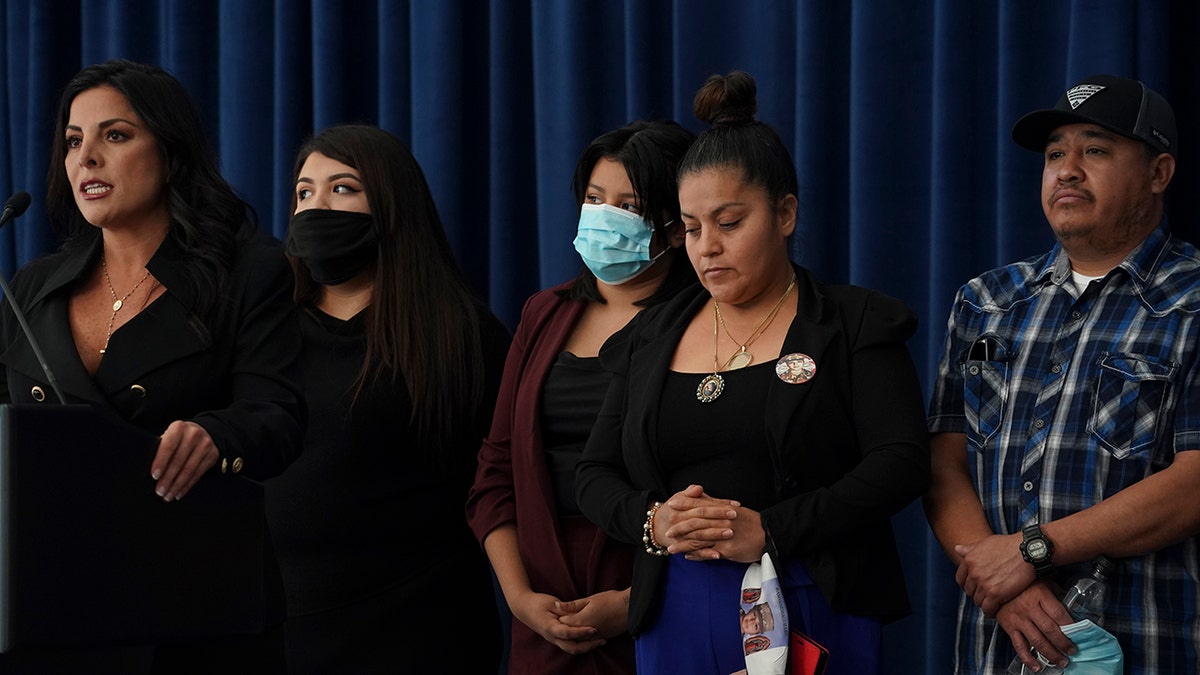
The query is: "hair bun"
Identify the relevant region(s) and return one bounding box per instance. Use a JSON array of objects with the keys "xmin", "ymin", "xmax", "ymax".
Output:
[{"xmin": 692, "ymin": 71, "xmax": 757, "ymax": 126}]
